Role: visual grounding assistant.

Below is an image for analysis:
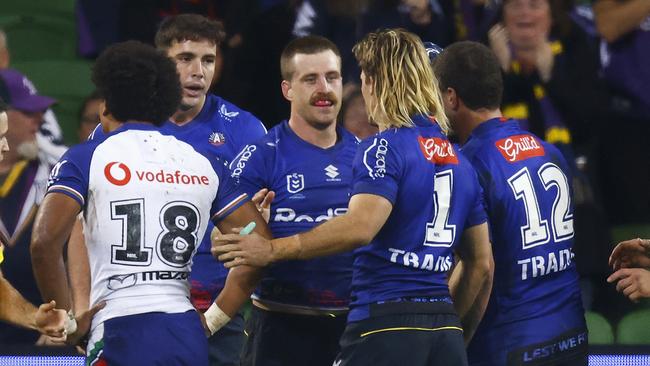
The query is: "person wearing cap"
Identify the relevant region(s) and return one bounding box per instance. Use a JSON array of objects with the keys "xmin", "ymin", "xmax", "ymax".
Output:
[{"xmin": 0, "ymin": 69, "xmax": 61, "ymax": 345}]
